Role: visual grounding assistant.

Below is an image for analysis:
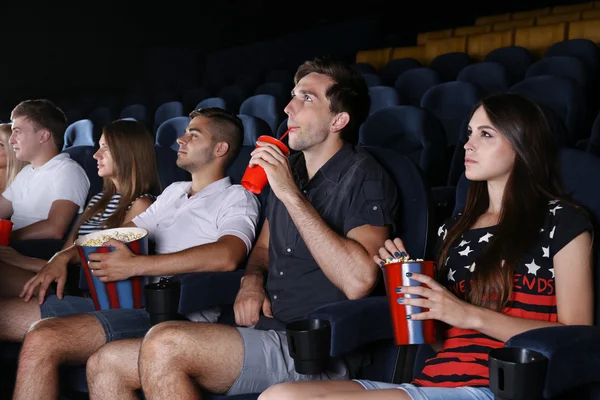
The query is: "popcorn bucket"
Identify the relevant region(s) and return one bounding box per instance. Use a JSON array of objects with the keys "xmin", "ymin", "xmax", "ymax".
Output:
[
  {"xmin": 75, "ymin": 227, "xmax": 149, "ymax": 311},
  {"xmin": 382, "ymin": 260, "xmax": 437, "ymax": 345}
]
